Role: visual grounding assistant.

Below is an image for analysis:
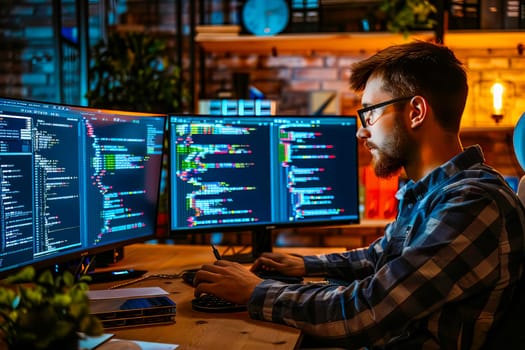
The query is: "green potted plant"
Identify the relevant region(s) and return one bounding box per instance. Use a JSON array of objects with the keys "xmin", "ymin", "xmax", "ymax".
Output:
[
  {"xmin": 378, "ymin": 0, "xmax": 437, "ymax": 37},
  {"xmin": 0, "ymin": 266, "xmax": 103, "ymax": 350},
  {"xmin": 86, "ymin": 30, "xmax": 187, "ymax": 114}
]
